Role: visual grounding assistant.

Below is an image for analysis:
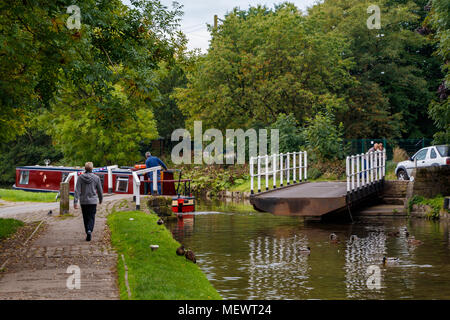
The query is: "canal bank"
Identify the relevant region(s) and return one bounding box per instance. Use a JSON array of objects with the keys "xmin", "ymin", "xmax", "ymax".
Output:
[{"xmin": 107, "ymin": 210, "xmax": 221, "ymax": 300}]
